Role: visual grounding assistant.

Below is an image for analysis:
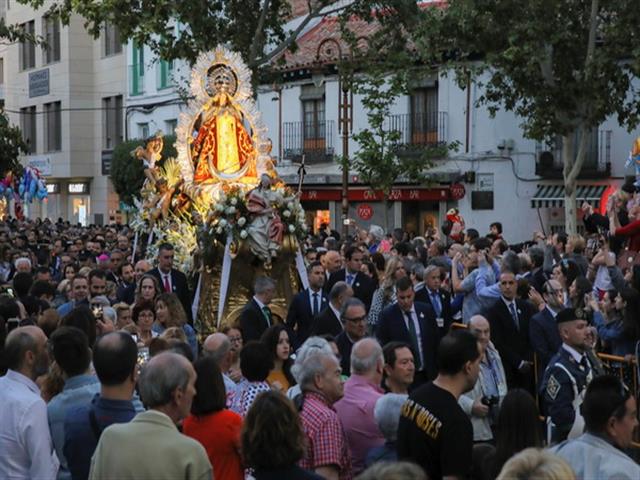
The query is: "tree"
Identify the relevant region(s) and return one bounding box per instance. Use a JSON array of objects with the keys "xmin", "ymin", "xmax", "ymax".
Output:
[
  {"xmin": 0, "ymin": 110, "xmax": 28, "ymax": 176},
  {"xmin": 109, "ymin": 135, "xmax": 176, "ymax": 206},
  {"xmin": 22, "ymin": 0, "xmax": 351, "ymax": 76},
  {"xmin": 346, "ymin": 70, "xmax": 453, "ymax": 230},
  {"xmin": 413, "ymin": 0, "xmax": 640, "ymax": 234}
]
